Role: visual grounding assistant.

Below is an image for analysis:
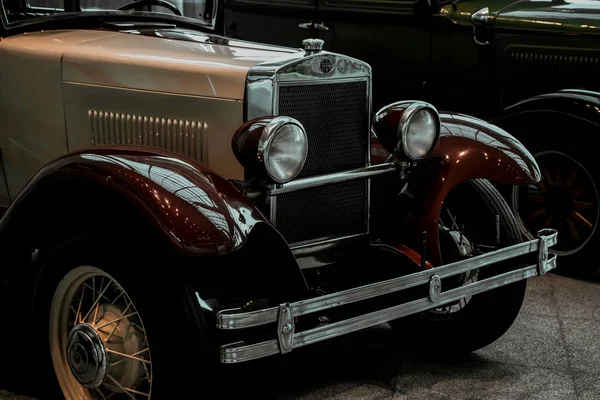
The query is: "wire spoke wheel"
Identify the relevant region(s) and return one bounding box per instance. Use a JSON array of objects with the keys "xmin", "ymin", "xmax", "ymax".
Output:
[
  {"xmin": 49, "ymin": 266, "xmax": 153, "ymax": 400},
  {"xmin": 388, "ymin": 179, "xmax": 526, "ymax": 355},
  {"xmin": 428, "ymin": 208, "xmax": 483, "ymax": 316},
  {"xmin": 512, "ymin": 150, "xmax": 599, "ymax": 257}
]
